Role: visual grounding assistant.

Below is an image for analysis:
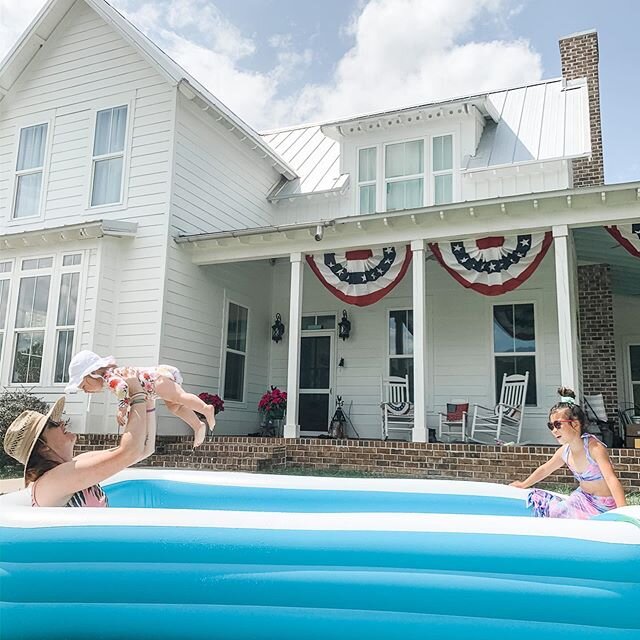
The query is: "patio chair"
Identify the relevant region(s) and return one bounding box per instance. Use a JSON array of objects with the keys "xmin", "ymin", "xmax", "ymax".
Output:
[
  {"xmin": 438, "ymin": 400, "xmax": 469, "ymax": 442},
  {"xmin": 469, "ymin": 372, "xmax": 529, "ymax": 444},
  {"xmin": 381, "ymin": 375, "xmax": 414, "ymax": 440}
]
